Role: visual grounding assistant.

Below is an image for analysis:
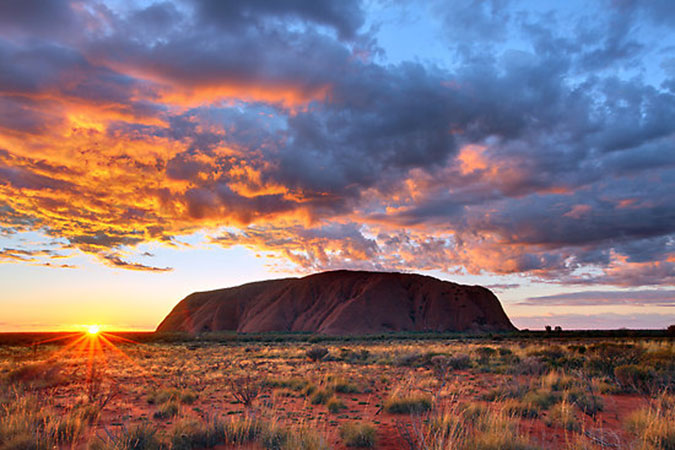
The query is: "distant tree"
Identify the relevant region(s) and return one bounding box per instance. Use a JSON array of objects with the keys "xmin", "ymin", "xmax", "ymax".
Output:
[
  {"xmin": 667, "ymin": 324, "xmax": 675, "ymax": 337},
  {"xmin": 554, "ymin": 326, "xmax": 562, "ymax": 332},
  {"xmin": 545, "ymin": 325, "xmax": 552, "ymax": 333}
]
